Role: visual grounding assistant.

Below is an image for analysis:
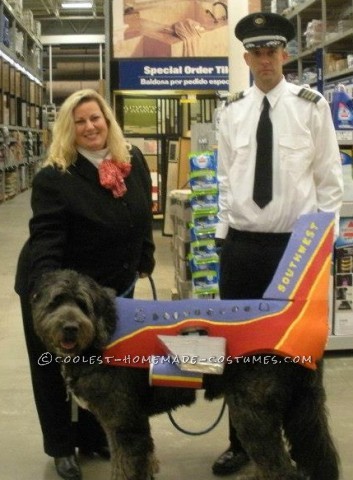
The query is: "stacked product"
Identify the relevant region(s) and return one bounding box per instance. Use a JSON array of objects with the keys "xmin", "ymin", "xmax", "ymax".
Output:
[
  {"xmin": 304, "ymin": 20, "xmax": 323, "ymax": 49},
  {"xmin": 334, "ymin": 211, "xmax": 353, "ymax": 336},
  {"xmin": 1, "ymin": 14, "xmax": 10, "ymax": 47},
  {"xmin": 332, "ymin": 85, "xmax": 353, "ymax": 335},
  {"xmin": 169, "ymin": 189, "xmax": 193, "ymax": 299},
  {"xmin": 188, "ymin": 151, "xmax": 219, "ymax": 298},
  {"xmin": 331, "ymin": 84, "xmax": 353, "ymax": 131},
  {"xmin": 7, "ymin": 0, "xmax": 23, "ymax": 17}
]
